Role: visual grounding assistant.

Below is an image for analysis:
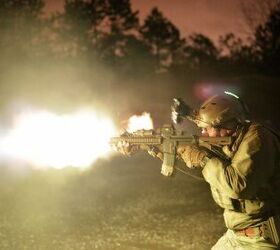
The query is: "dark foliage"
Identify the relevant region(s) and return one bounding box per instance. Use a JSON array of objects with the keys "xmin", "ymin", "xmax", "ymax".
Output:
[
  {"xmin": 1, "ymin": 0, "xmax": 279, "ymax": 77},
  {"xmin": 0, "ymin": 0, "xmax": 279, "ymax": 124},
  {"xmin": 254, "ymin": 3, "xmax": 280, "ymax": 75},
  {"xmin": 140, "ymin": 7, "xmax": 185, "ymax": 71}
]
